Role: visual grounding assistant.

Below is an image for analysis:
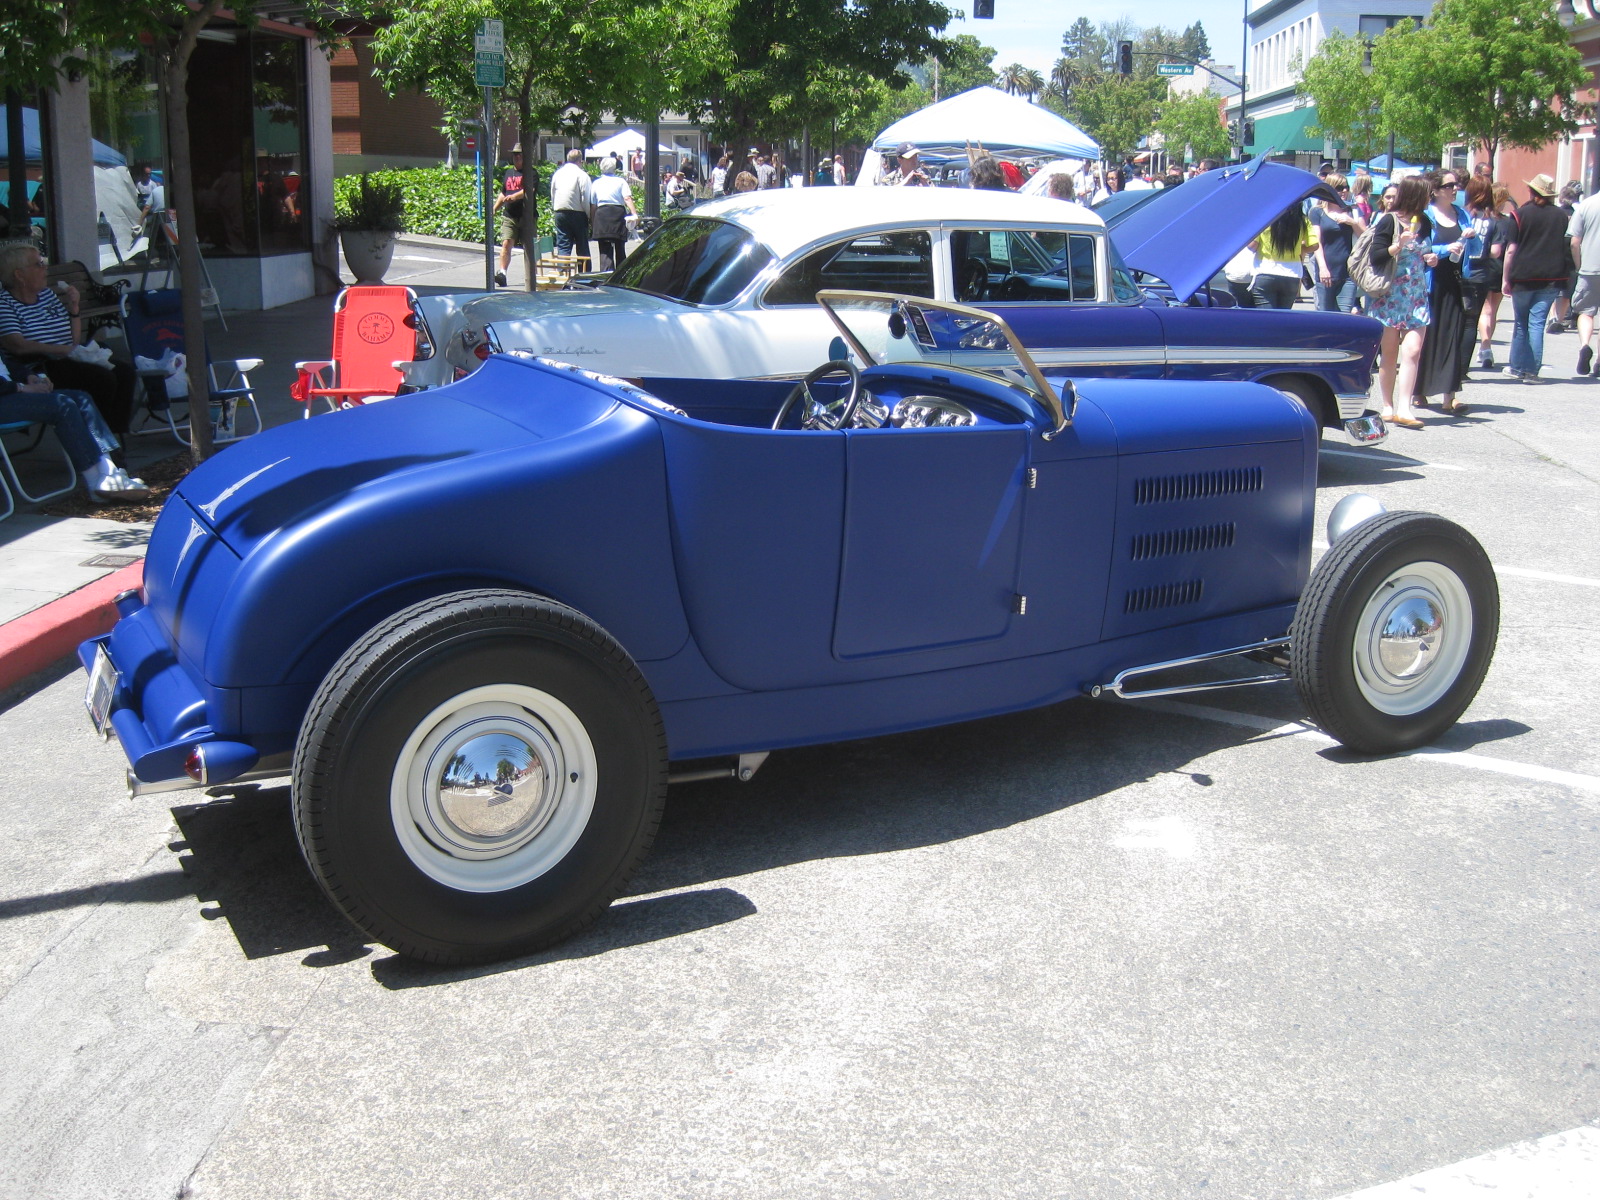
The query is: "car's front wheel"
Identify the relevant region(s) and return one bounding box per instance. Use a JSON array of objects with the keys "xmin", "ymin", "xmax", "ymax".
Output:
[
  {"xmin": 1288, "ymin": 512, "xmax": 1498, "ymax": 754},
  {"xmin": 292, "ymin": 590, "xmax": 666, "ymax": 963}
]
